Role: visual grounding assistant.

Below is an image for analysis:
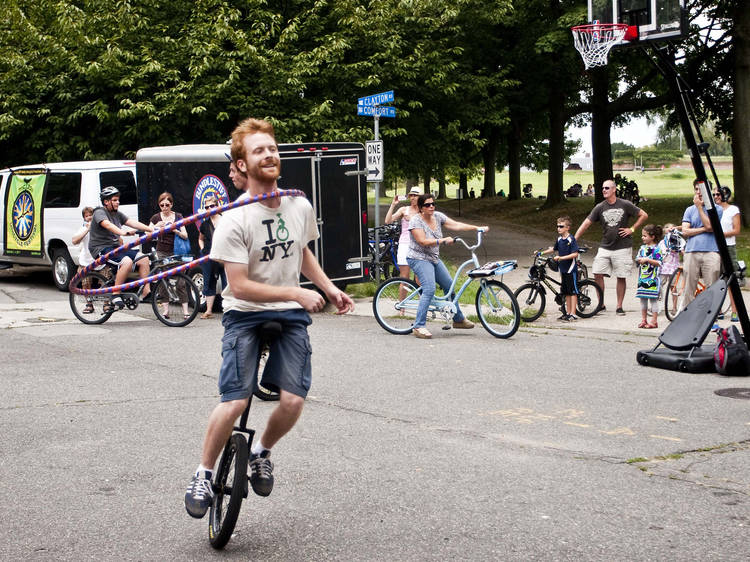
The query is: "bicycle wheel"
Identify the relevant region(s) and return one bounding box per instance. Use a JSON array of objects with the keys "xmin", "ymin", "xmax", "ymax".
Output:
[
  {"xmin": 152, "ymin": 273, "xmax": 200, "ymax": 327},
  {"xmin": 575, "ymin": 279, "xmax": 603, "ymax": 318},
  {"xmin": 209, "ymin": 433, "xmax": 248, "ymax": 550},
  {"xmin": 664, "ymin": 269, "xmax": 686, "ymax": 321},
  {"xmin": 253, "ymin": 346, "xmax": 280, "ymax": 401},
  {"xmin": 475, "ymin": 280, "xmax": 520, "ymax": 339},
  {"xmin": 373, "ymin": 277, "xmax": 420, "ymax": 334},
  {"xmin": 514, "ymin": 283, "xmax": 546, "ymax": 322},
  {"xmin": 69, "ymin": 272, "xmax": 114, "ymax": 325}
]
